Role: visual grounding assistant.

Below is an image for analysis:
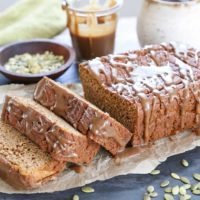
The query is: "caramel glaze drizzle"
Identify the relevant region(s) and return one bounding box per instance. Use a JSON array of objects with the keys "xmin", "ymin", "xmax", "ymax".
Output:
[{"xmin": 87, "ymin": 43, "xmax": 200, "ymax": 145}]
